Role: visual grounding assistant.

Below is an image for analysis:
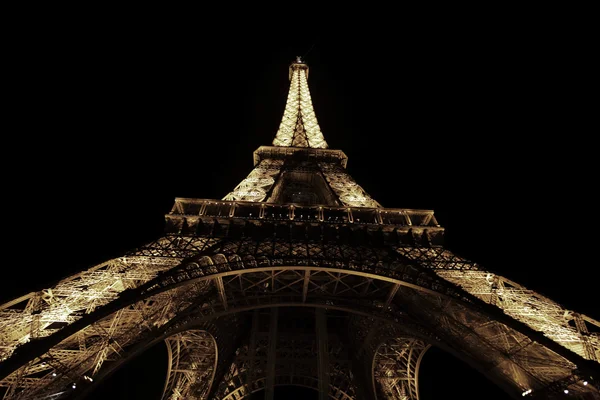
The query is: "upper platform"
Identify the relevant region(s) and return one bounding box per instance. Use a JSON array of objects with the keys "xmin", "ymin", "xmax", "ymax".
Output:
[
  {"xmin": 253, "ymin": 146, "xmax": 348, "ymax": 167},
  {"xmin": 166, "ymin": 198, "xmax": 444, "ymax": 245}
]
